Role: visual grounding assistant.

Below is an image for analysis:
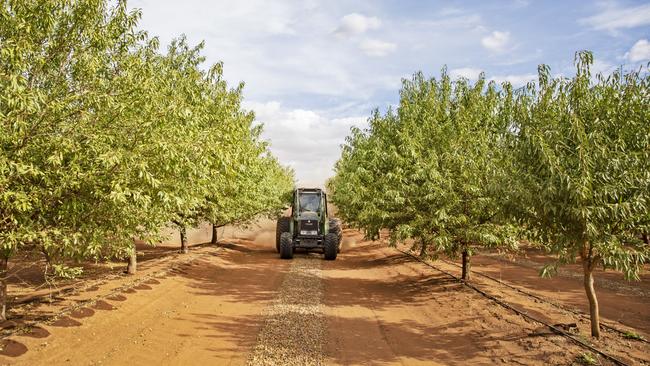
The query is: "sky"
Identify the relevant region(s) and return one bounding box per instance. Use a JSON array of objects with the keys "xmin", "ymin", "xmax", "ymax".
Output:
[{"xmin": 128, "ymin": 0, "xmax": 650, "ymax": 187}]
